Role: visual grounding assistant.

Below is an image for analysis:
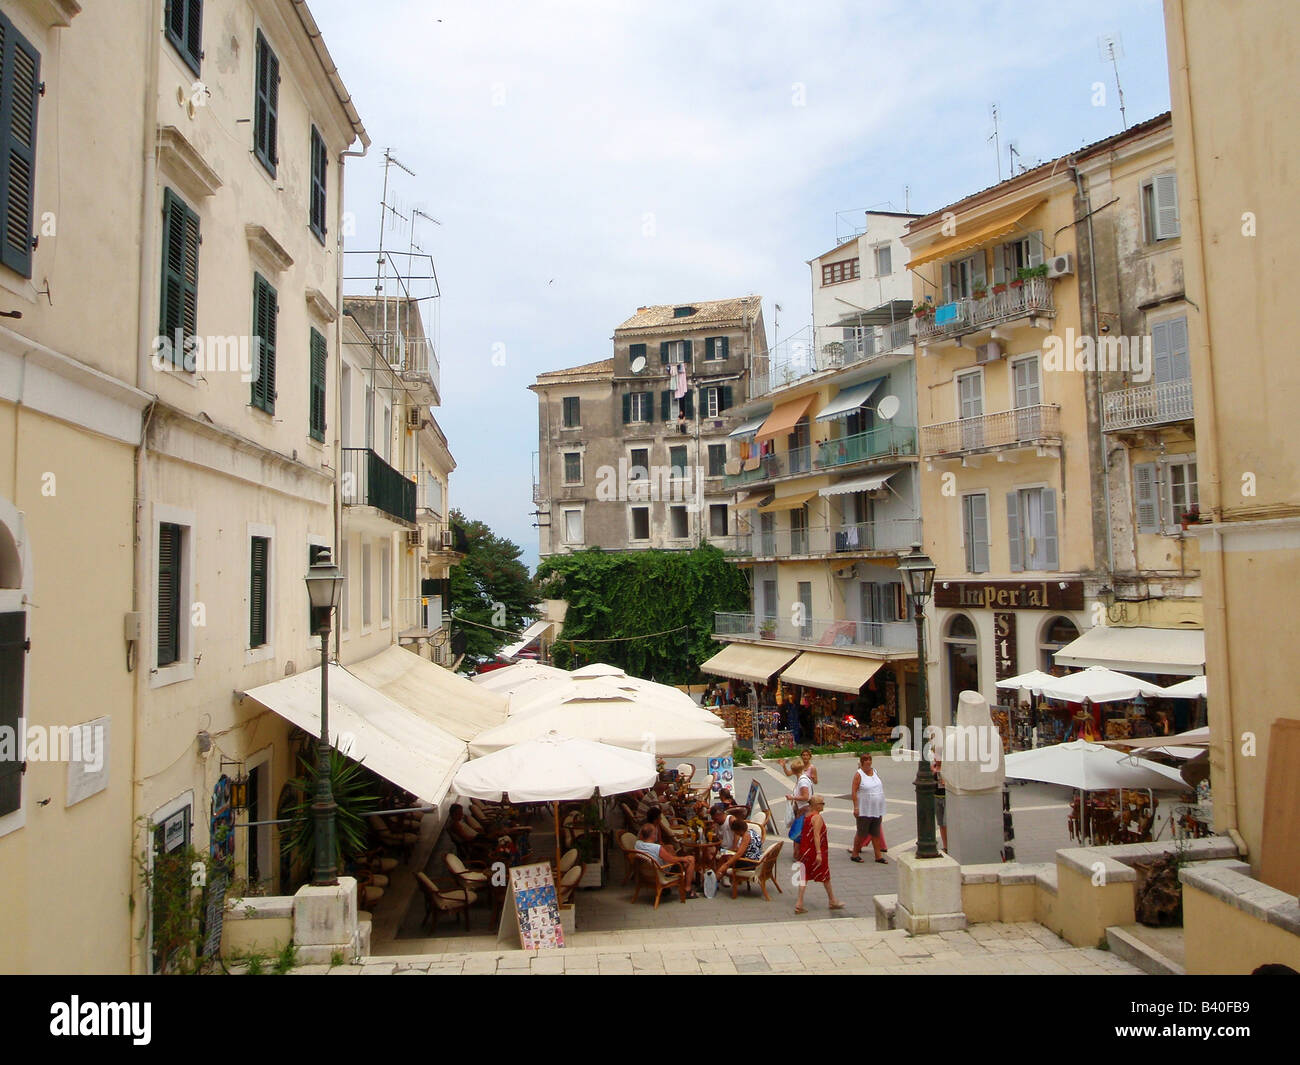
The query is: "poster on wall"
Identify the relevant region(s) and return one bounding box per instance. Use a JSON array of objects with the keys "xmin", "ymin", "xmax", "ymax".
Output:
[
  {"xmin": 707, "ymin": 756, "xmax": 735, "ymax": 799},
  {"xmin": 497, "ymin": 862, "xmax": 565, "ymax": 952}
]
